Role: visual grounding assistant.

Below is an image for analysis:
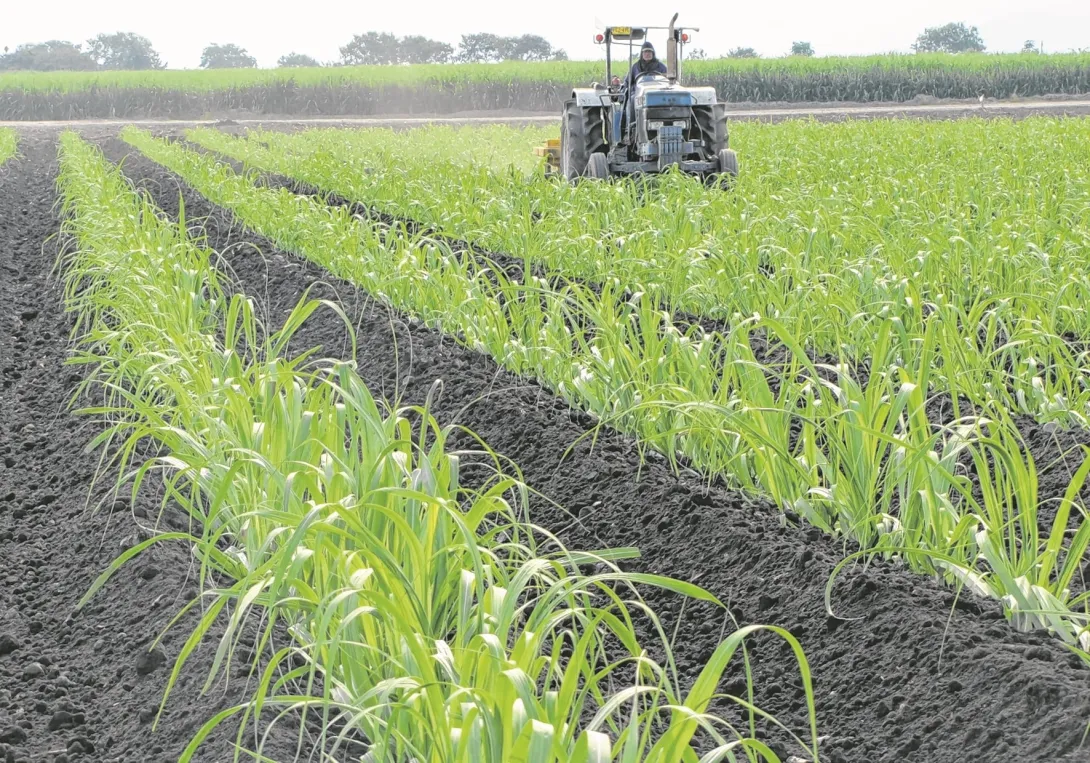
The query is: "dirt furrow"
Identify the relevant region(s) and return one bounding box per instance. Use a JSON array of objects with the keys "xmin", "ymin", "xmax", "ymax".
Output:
[
  {"xmin": 185, "ymin": 138, "xmax": 1090, "ymax": 549},
  {"xmin": 96, "ymin": 134, "xmax": 1090, "ymax": 763},
  {"xmin": 0, "ymin": 136, "xmax": 306, "ymax": 763}
]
